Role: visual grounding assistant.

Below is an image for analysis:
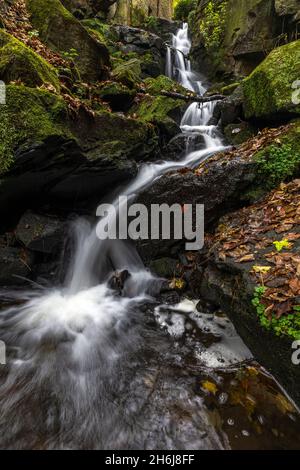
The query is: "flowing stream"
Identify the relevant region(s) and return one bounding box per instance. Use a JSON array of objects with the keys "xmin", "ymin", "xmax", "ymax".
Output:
[{"xmin": 0, "ymin": 23, "xmax": 300, "ymax": 450}]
